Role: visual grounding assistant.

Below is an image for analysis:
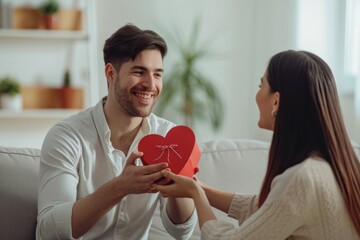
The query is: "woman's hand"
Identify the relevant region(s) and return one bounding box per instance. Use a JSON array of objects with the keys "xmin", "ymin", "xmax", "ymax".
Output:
[
  {"xmin": 154, "ymin": 170, "xmax": 218, "ymax": 227},
  {"xmin": 193, "ymin": 175, "xmax": 206, "ymax": 188},
  {"xmin": 152, "ymin": 170, "xmax": 201, "ymax": 199}
]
